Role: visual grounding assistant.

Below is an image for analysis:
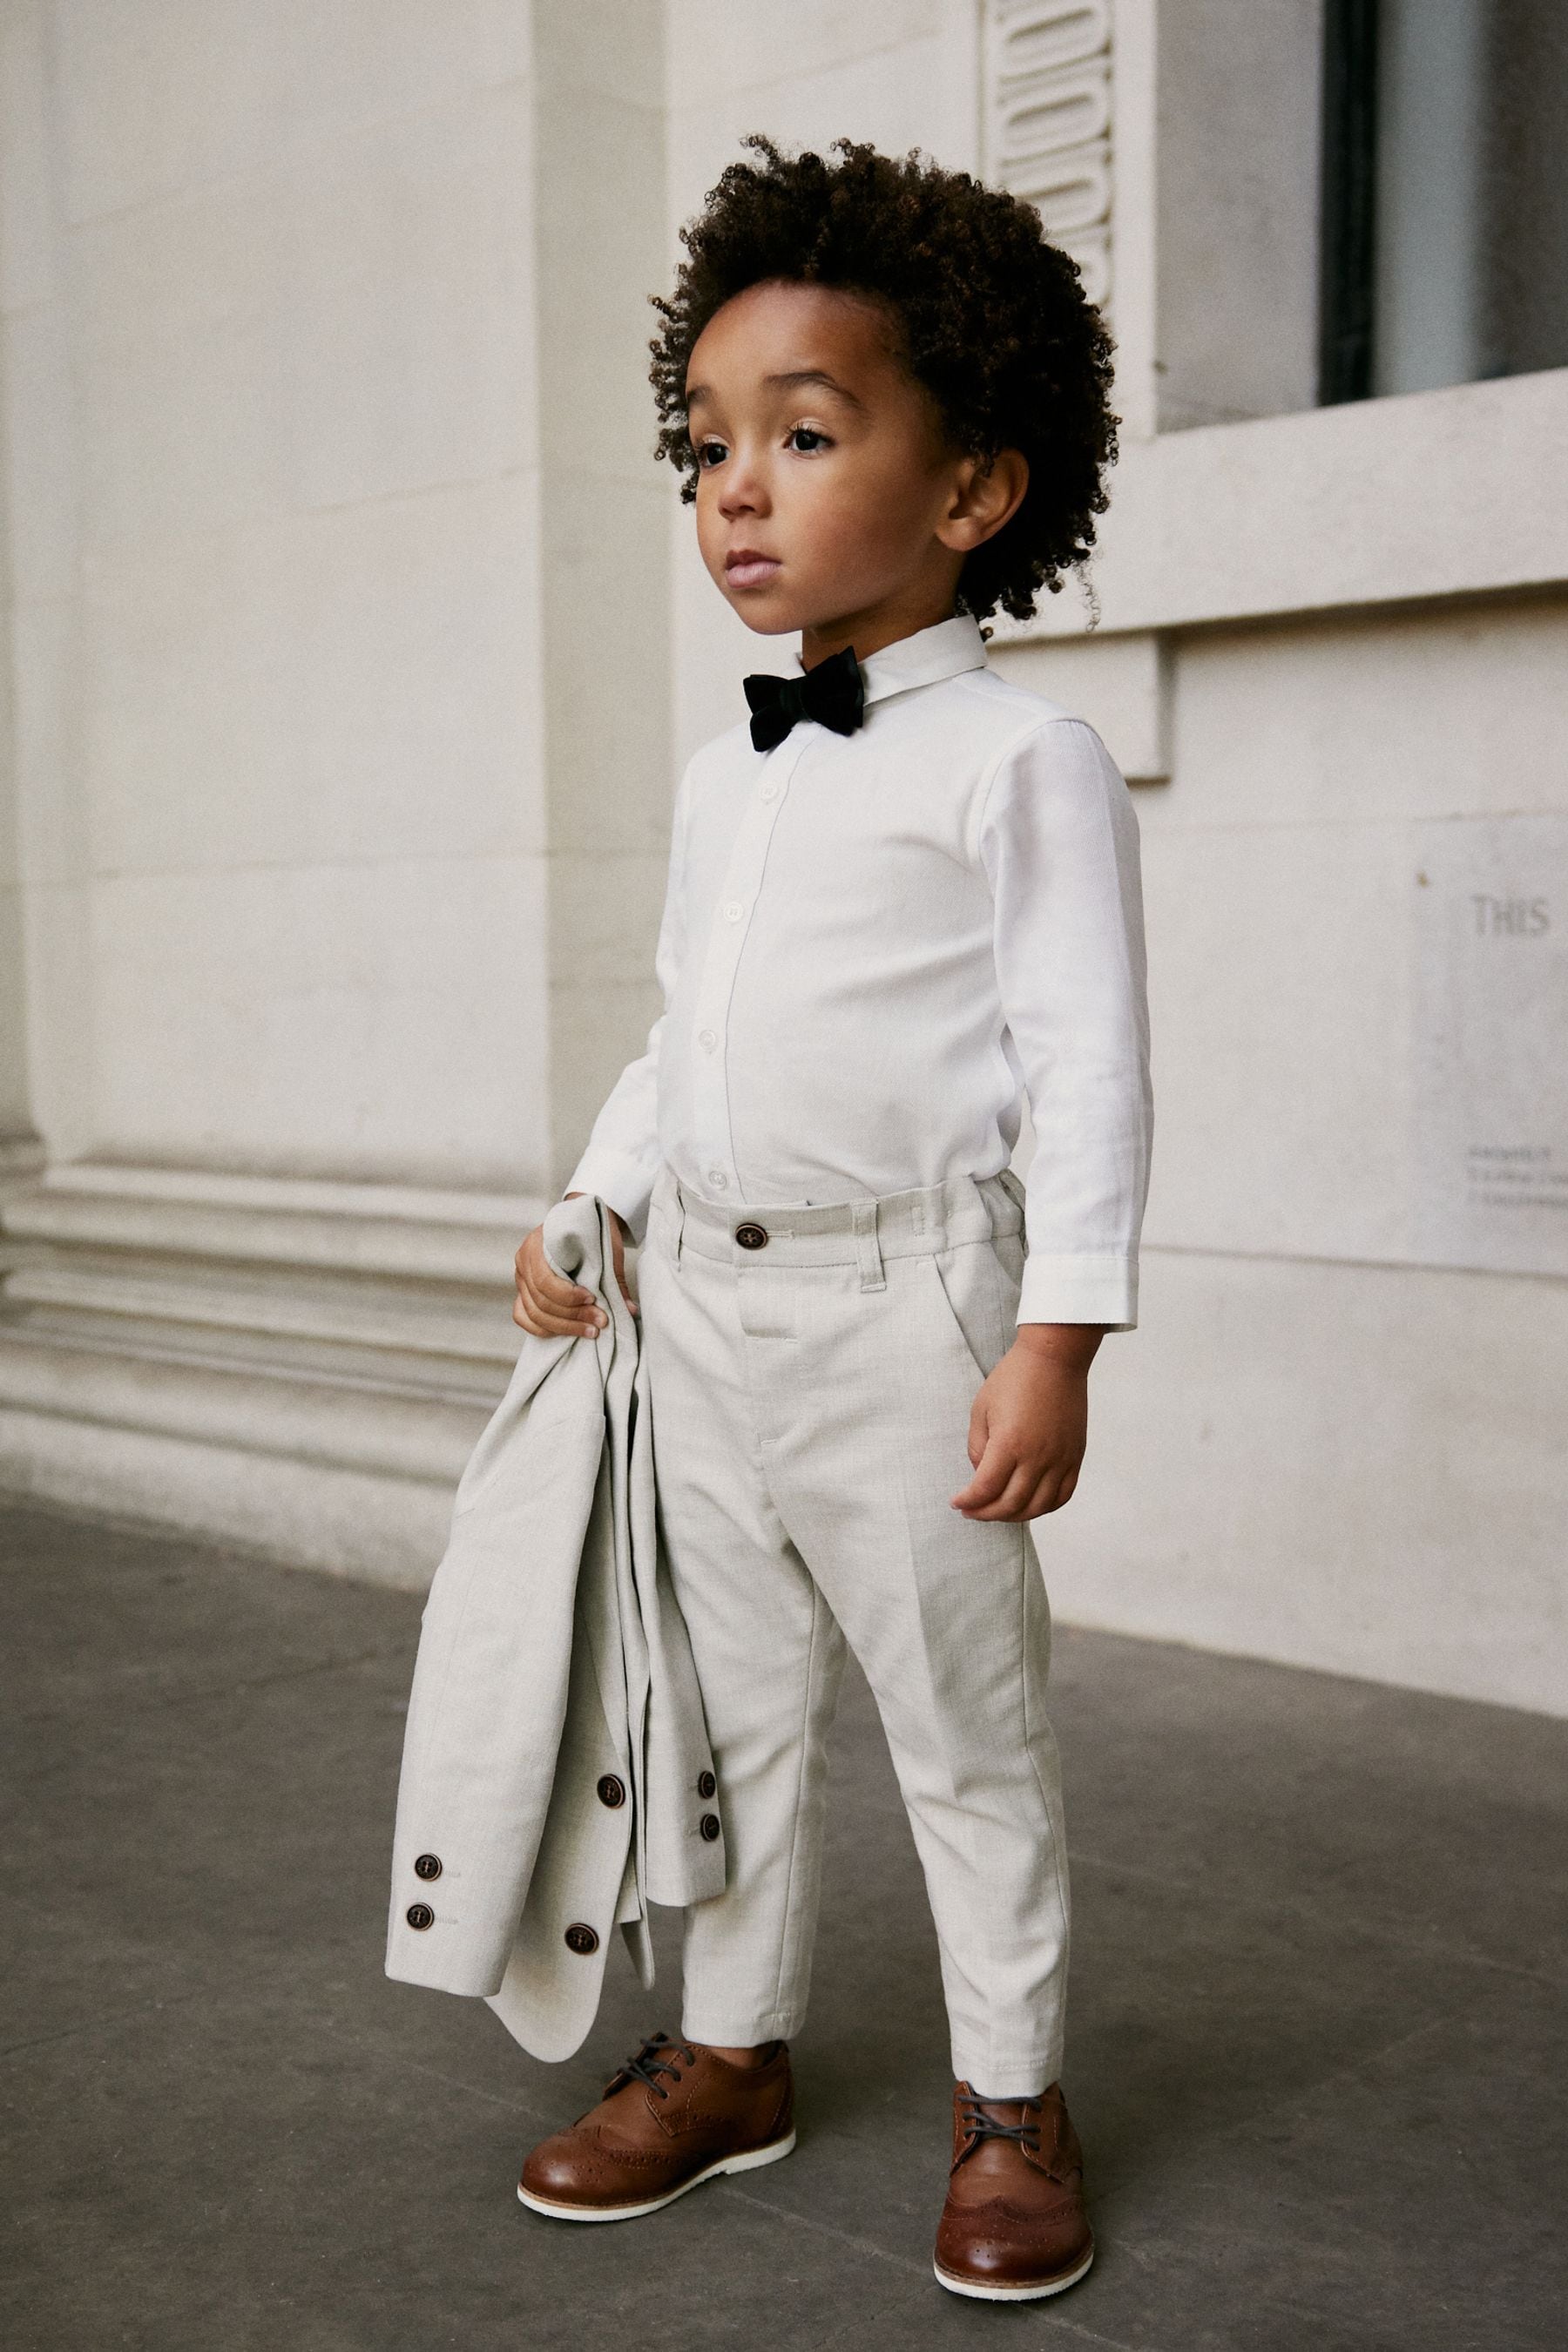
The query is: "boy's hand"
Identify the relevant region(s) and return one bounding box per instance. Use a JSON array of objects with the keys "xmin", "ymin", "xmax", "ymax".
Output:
[
  {"xmin": 950, "ymin": 1323, "xmax": 1105, "ymax": 1522},
  {"xmin": 512, "ymin": 1193, "xmax": 634, "ymax": 1338}
]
